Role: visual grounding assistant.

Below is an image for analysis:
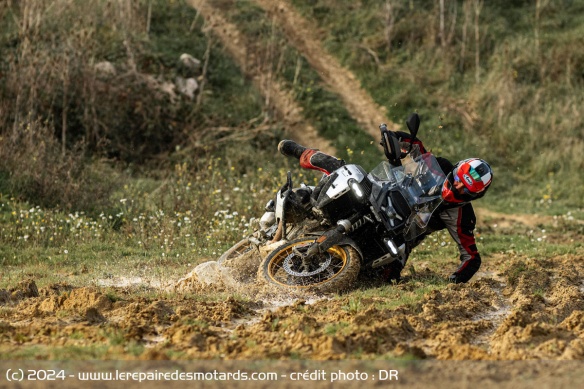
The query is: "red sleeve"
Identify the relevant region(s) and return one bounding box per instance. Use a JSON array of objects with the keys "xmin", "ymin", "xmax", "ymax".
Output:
[{"xmin": 395, "ymin": 130, "xmax": 427, "ymax": 154}]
